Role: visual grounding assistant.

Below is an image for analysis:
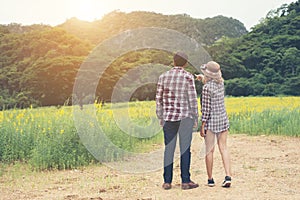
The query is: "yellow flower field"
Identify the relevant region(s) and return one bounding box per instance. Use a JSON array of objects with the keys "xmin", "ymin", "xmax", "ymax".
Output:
[
  {"xmin": 0, "ymin": 96, "xmax": 299, "ymax": 170},
  {"xmin": 225, "ymin": 96, "xmax": 300, "ymax": 115}
]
